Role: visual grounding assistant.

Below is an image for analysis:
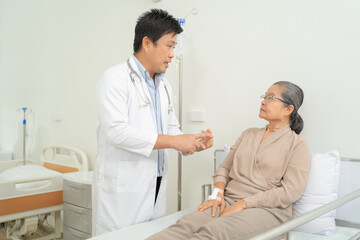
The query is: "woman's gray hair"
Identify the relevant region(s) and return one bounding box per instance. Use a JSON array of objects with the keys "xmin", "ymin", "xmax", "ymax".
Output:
[{"xmin": 274, "ymin": 81, "xmax": 304, "ymax": 134}]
